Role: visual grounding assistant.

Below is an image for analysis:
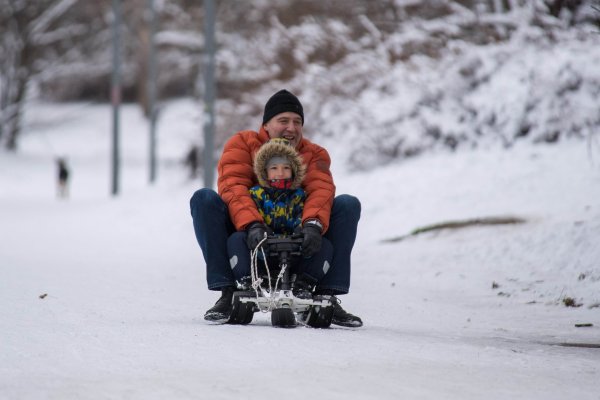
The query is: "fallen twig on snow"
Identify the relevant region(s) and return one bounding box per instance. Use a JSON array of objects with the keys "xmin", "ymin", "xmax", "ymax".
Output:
[
  {"xmin": 556, "ymin": 342, "xmax": 600, "ymax": 349},
  {"xmin": 382, "ymin": 216, "xmax": 527, "ymax": 243}
]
